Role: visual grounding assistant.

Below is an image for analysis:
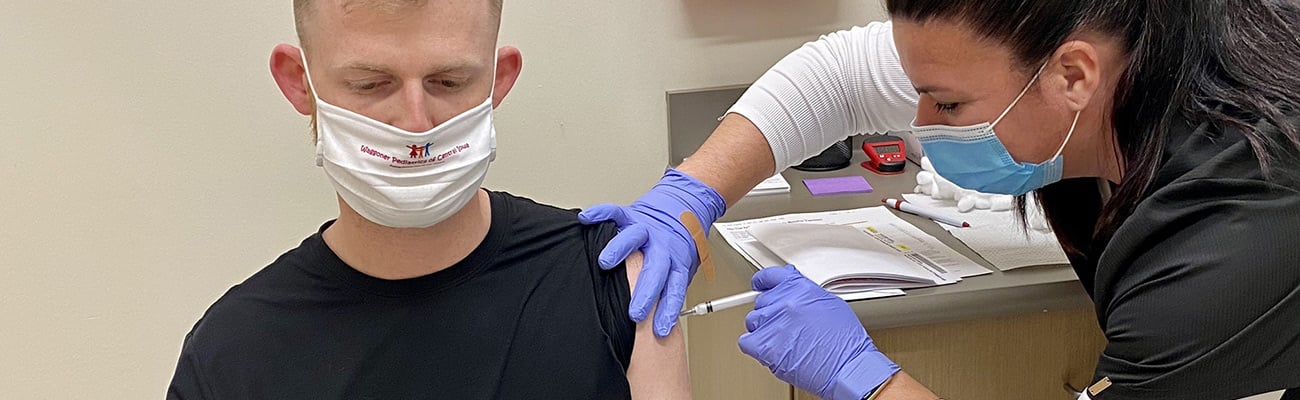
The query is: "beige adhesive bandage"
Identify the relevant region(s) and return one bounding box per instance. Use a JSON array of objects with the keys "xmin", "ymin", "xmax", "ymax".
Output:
[{"xmin": 679, "ymin": 211, "xmax": 714, "ymax": 282}]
